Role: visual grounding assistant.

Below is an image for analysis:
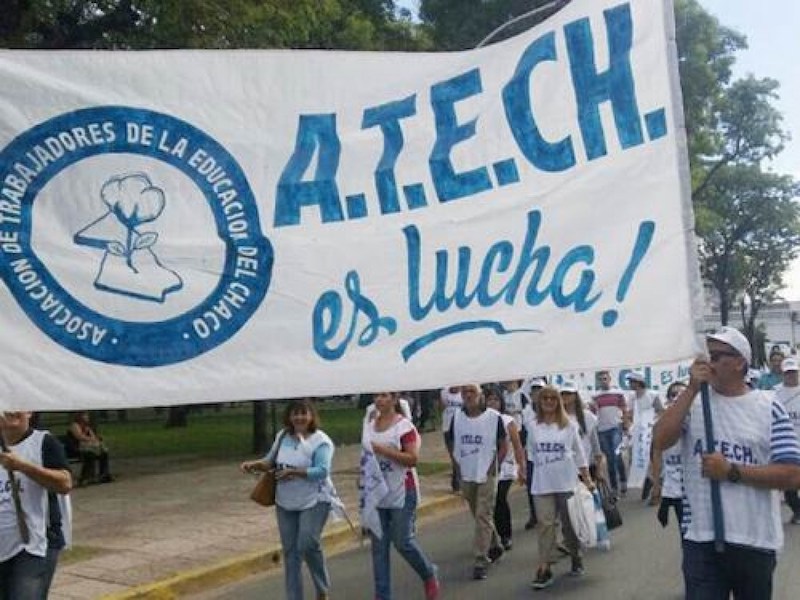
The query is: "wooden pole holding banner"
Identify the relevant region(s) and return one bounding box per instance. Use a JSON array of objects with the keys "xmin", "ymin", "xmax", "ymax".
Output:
[
  {"xmin": 0, "ymin": 434, "xmax": 31, "ymax": 545},
  {"xmin": 700, "ymin": 382, "xmax": 725, "ymax": 552}
]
